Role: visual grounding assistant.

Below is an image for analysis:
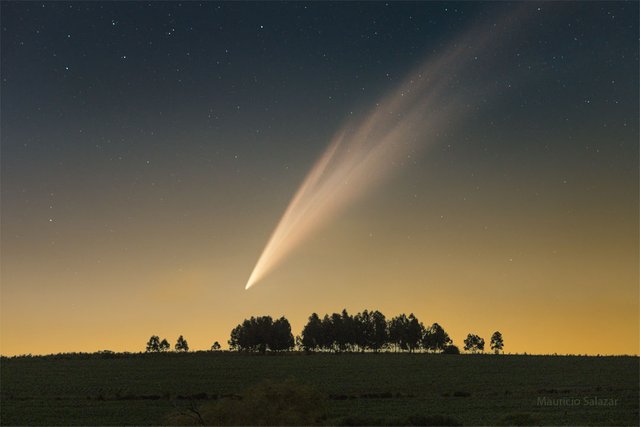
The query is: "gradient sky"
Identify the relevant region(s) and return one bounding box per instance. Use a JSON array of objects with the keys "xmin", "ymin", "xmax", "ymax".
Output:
[{"xmin": 1, "ymin": 2, "xmax": 638, "ymax": 356}]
